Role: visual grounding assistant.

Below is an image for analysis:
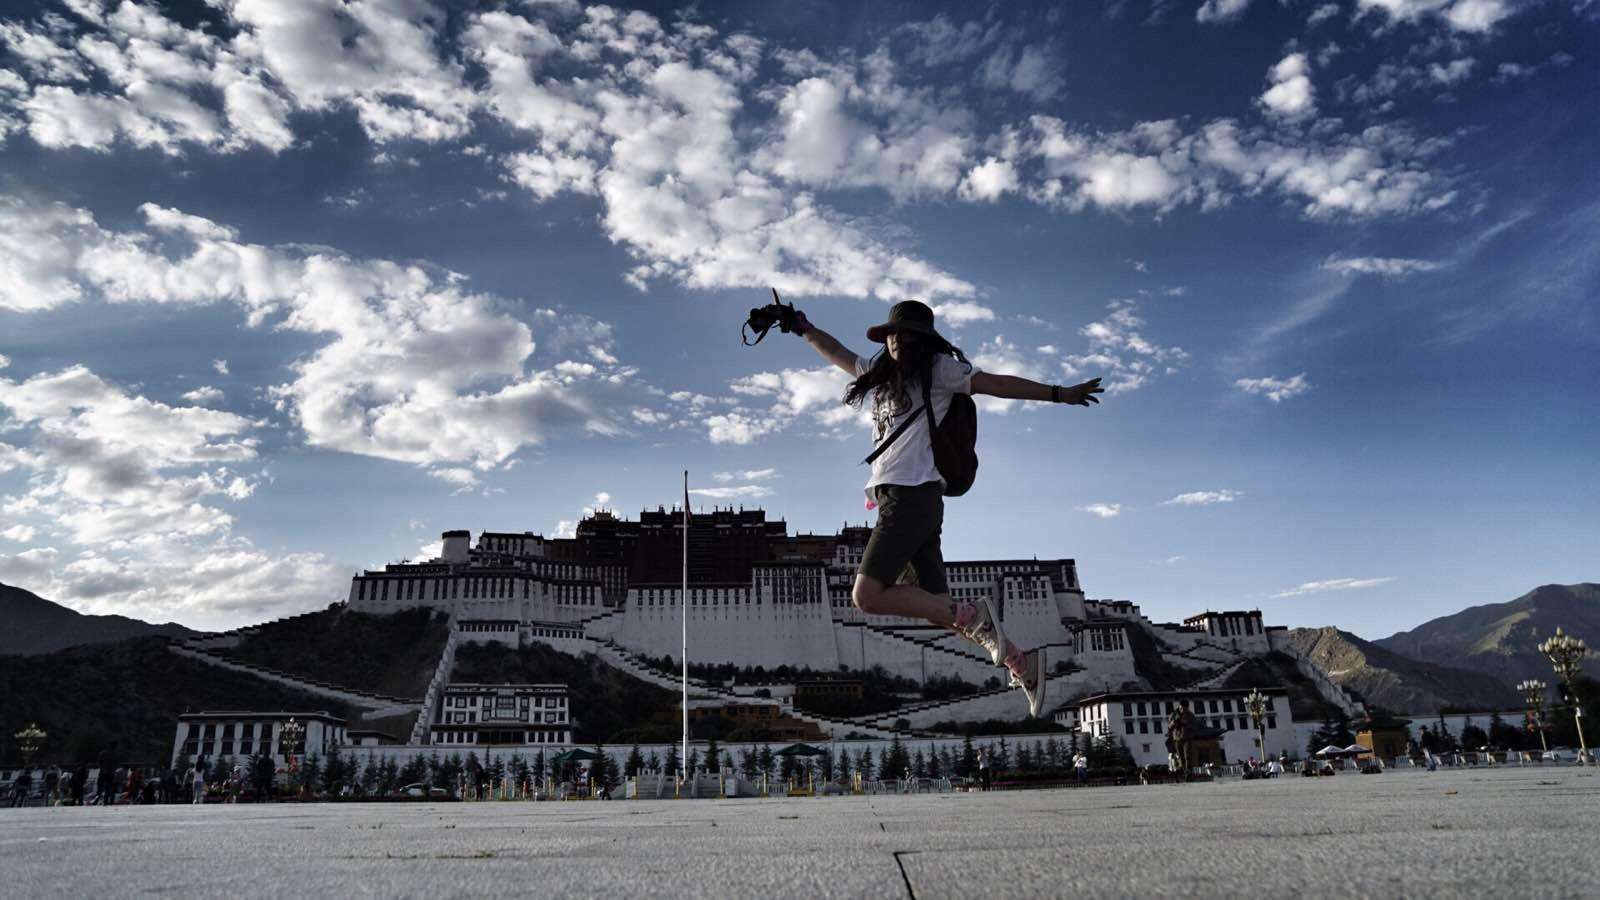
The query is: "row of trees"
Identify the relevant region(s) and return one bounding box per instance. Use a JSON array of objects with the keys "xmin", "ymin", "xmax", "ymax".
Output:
[{"xmin": 619, "ymin": 733, "xmax": 1133, "ymax": 782}]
